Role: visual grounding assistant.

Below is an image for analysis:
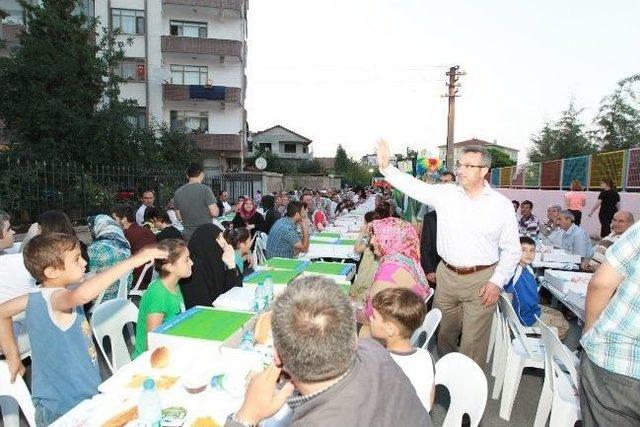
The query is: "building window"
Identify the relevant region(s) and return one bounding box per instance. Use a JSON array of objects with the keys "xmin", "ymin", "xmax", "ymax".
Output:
[
  {"xmin": 127, "ymin": 108, "xmax": 147, "ymax": 128},
  {"xmin": 302, "ymin": 146, "xmax": 308, "ymax": 154},
  {"xmin": 111, "ymin": 9, "xmax": 145, "ymax": 35},
  {"xmin": 116, "ymin": 59, "xmax": 146, "ymax": 81},
  {"xmin": 259, "ymin": 143, "xmax": 272, "ymax": 152},
  {"xmin": 169, "ymin": 20, "xmax": 207, "ymax": 38},
  {"xmin": 284, "ymin": 143, "xmax": 297, "ymax": 154},
  {"xmin": 2, "ymin": 10, "xmax": 25, "ymax": 25},
  {"xmin": 170, "ymin": 110, "xmax": 208, "ymax": 132},
  {"xmin": 170, "ymin": 65, "xmax": 208, "ymax": 85}
]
